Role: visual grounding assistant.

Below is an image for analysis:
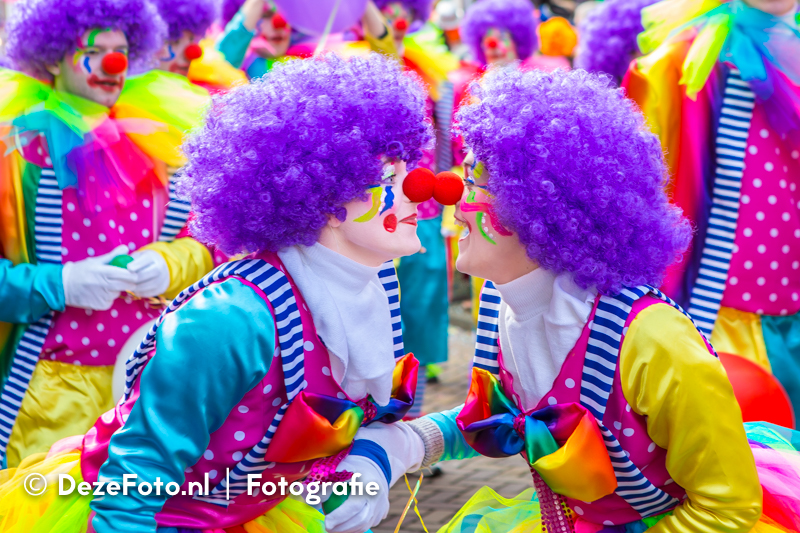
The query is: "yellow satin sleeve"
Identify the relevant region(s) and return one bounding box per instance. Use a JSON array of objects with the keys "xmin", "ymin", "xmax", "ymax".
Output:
[
  {"xmin": 365, "ymin": 22, "xmax": 400, "ymax": 60},
  {"xmin": 624, "ymin": 40, "xmax": 688, "ymax": 190},
  {"xmin": 710, "ymin": 306, "xmax": 770, "ymax": 371},
  {"xmin": 619, "ymin": 303, "xmax": 763, "ymax": 533},
  {"xmin": 7, "ymin": 360, "xmax": 114, "ymax": 467},
  {"xmin": 140, "ymin": 237, "xmax": 214, "ymax": 300}
]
